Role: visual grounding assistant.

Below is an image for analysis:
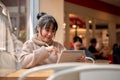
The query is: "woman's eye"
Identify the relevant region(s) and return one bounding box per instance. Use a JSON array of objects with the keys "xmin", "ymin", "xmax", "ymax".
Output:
[
  {"xmin": 45, "ymin": 29, "xmax": 49, "ymax": 32},
  {"xmin": 52, "ymin": 30, "xmax": 55, "ymax": 33},
  {"xmin": 45, "ymin": 28, "xmax": 55, "ymax": 33}
]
